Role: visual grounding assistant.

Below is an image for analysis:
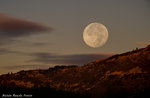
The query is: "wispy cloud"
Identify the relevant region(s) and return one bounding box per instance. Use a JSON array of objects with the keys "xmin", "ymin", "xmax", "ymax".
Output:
[
  {"xmin": 0, "ymin": 48, "xmax": 21, "ymax": 55},
  {"xmin": 0, "ymin": 47, "xmax": 29, "ymax": 55},
  {"xmin": 29, "ymin": 52, "xmax": 114, "ymax": 65},
  {"xmin": 0, "ymin": 13, "xmax": 54, "ymax": 45},
  {"xmin": 32, "ymin": 42, "xmax": 47, "ymax": 46},
  {"xmin": 3, "ymin": 64, "xmax": 50, "ymax": 70}
]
